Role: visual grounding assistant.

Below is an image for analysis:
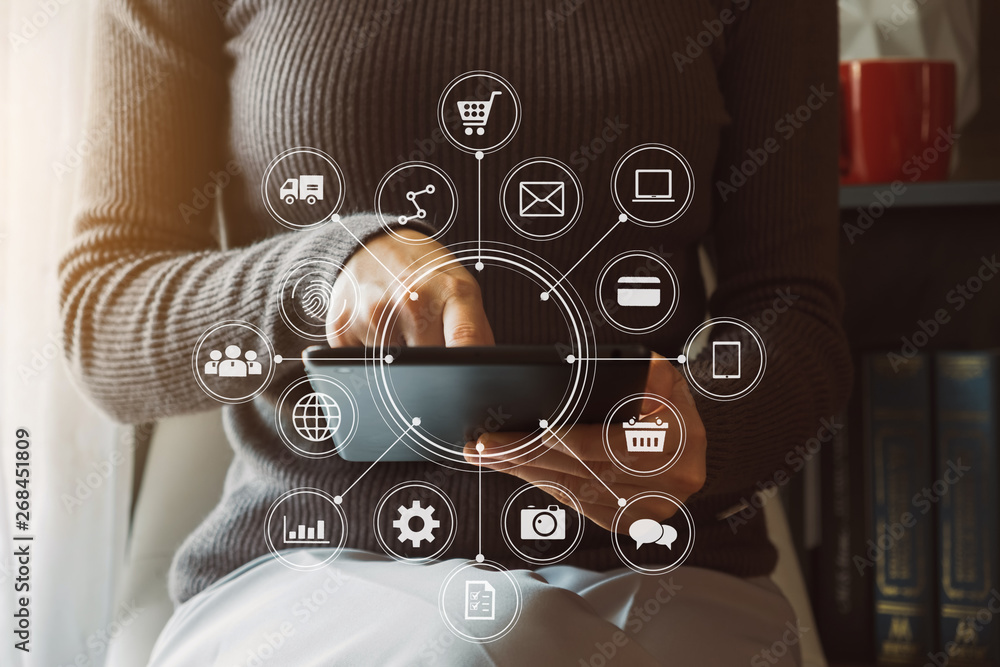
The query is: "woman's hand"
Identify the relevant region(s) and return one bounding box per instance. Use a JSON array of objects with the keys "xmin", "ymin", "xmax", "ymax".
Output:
[
  {"xmin": 328, "ymin": 228, "xmax": 494, "ymax": 348},
  {"xmin": 463, "ymin": 353, "xmax": 707, "ymax": 533}
]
